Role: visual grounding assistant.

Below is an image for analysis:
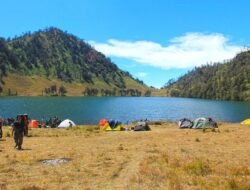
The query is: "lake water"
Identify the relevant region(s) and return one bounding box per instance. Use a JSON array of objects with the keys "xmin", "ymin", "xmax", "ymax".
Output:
[{"xmin": 0, "ymin": 97, "xmax": 249, "ymax": 124}]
